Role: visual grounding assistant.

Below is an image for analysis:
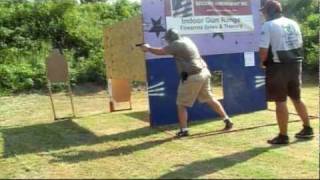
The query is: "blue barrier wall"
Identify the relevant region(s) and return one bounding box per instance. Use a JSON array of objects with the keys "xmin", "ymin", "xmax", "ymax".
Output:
[{"xmin": 146, "ymin": 52, "xmax": 267, "ymax": 127}]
